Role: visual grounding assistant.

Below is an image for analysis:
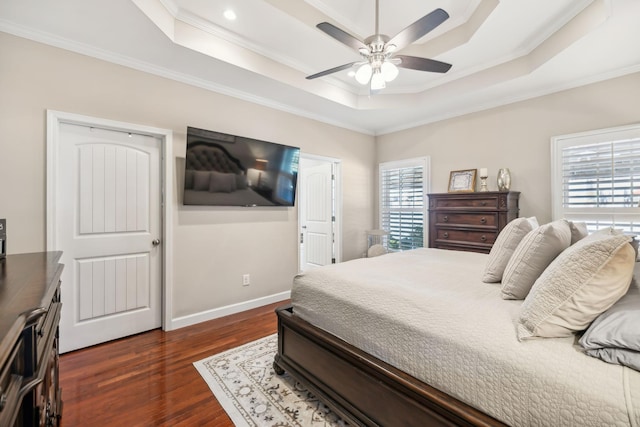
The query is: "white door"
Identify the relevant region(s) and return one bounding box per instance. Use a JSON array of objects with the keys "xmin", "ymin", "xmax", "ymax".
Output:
[
  {"xmin": 55, "ymin": 123, "xmax": 162, "ymax": 353},
  {"xmin": 299, "ymin": 159, "xmax": 334, "ymax": 271}
]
